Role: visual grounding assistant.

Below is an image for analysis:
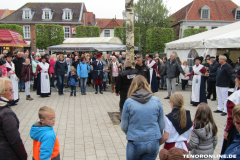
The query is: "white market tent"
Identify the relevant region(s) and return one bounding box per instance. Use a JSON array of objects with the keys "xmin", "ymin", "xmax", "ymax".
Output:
[
  {"xmin": 47, "ymin": 37, "xmax": 138, "ymax": 52},
  {"xmin": 165, "ymin": 21, "xmax": 240, "ymax": 61}
]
